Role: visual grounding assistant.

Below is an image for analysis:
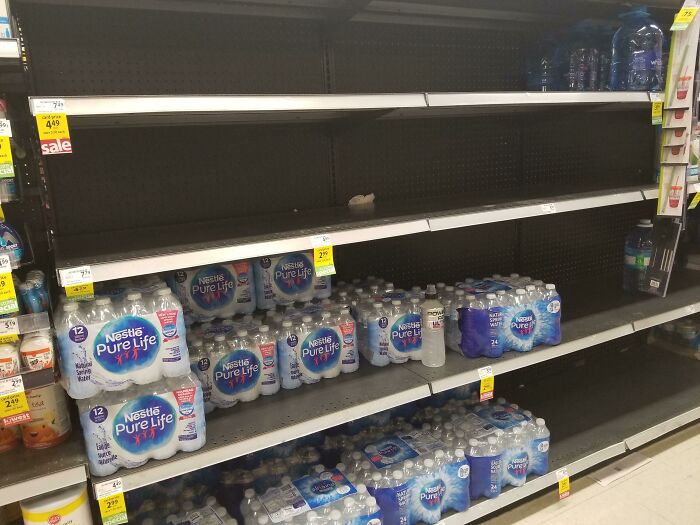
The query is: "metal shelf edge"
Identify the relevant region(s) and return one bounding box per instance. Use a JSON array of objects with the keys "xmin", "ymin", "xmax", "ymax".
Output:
[
  {"xmin": 58, "ymin": 219, "xmax": 430, "ymax": 284},
  {"xmin": 625, "ymin": 405, "xmax": 700, "ymax": 450},
  {"xmin": 427, "ymin": 91, "xmax": 651, "ymax": 108},
  {"xmin": 632, "ymin": 302, "xmax": 700, "ymax": 332},
  {"xmin": 427, "ymin": 189, "xmax": 644, "ymax": 231},
  {"xmin": 0, "ymin": 464, "xmax": 87, "ymax": 507}
]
